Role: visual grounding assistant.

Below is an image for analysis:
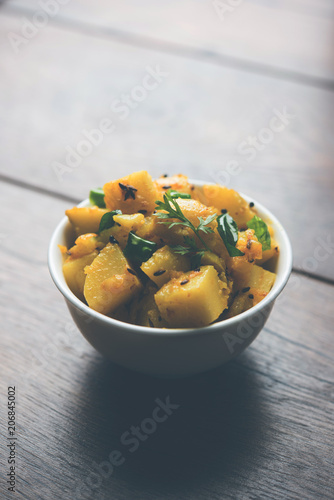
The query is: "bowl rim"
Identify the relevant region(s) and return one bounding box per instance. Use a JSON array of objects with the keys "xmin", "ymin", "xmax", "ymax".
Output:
[{"xmin": 48, "ymin": 179, "xmax": 293, "ymax": 337}]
